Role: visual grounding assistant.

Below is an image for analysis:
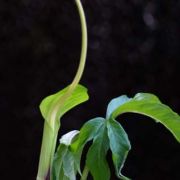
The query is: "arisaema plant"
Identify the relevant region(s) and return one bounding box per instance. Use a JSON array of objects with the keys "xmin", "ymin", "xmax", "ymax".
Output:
[{"xmin": 36, "ymin": 0, "xmax": 180, "ymax": 180}]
